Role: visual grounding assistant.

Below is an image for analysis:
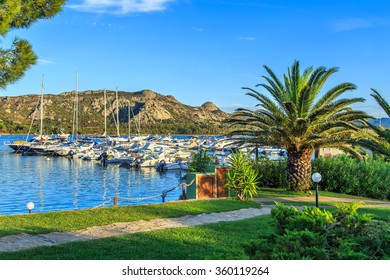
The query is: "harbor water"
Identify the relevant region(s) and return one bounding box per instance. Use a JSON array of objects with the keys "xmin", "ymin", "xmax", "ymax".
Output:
[{"xmin": 0, "ymin": 135, "xmax": 185, "ymax": 216}]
